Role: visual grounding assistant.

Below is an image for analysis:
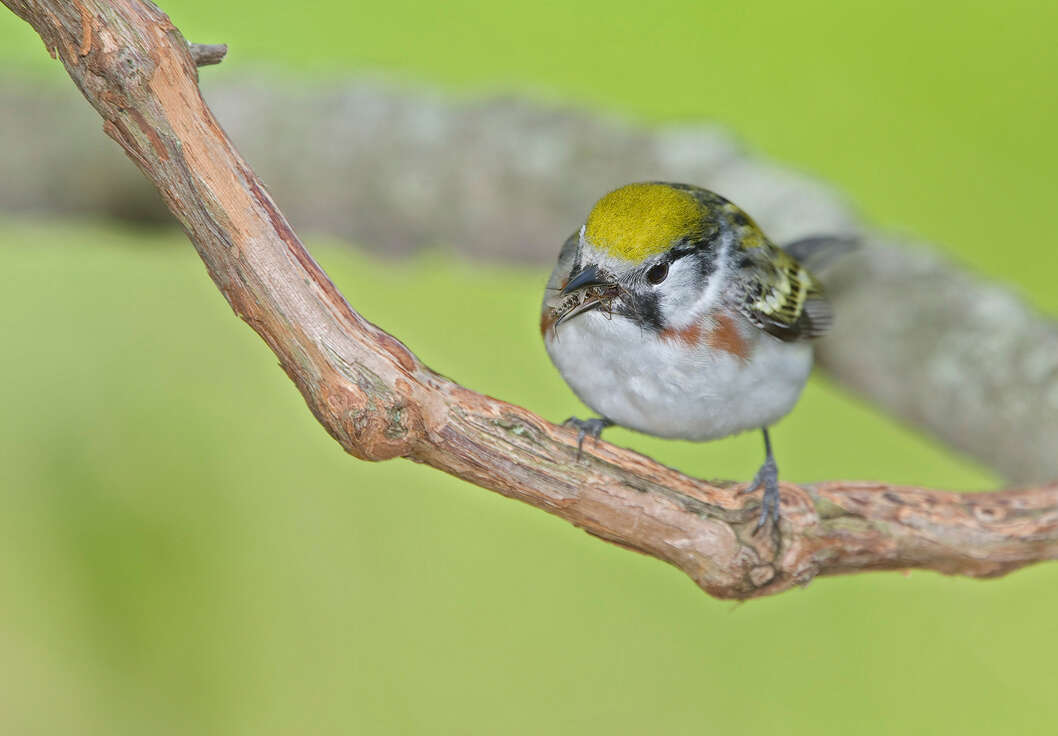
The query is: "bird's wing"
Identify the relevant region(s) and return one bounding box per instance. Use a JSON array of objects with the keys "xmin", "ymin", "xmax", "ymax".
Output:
[{"xmin": 734, "ymin": 241, "xmax": 832, "ymax": 341}]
